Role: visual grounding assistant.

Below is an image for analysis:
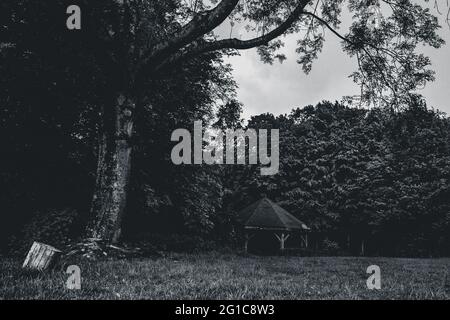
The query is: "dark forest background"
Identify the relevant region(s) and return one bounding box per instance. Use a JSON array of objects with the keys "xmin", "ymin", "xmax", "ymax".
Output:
[
  {"xmin": 2, "ymin": 93, "xmax": 450, "ymax": 257},
  {"xmin": 1, "ymin": 1, "xmax": 449, "ymax": 258}
]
